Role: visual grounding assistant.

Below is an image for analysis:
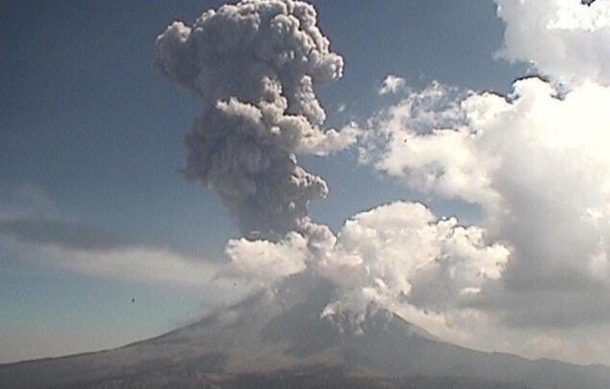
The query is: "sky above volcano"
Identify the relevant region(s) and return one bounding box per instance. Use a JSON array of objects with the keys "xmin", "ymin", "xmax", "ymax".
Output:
[{"xmin": 2, "ymin": 0, "xmax": 610, "ymax": 367}]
